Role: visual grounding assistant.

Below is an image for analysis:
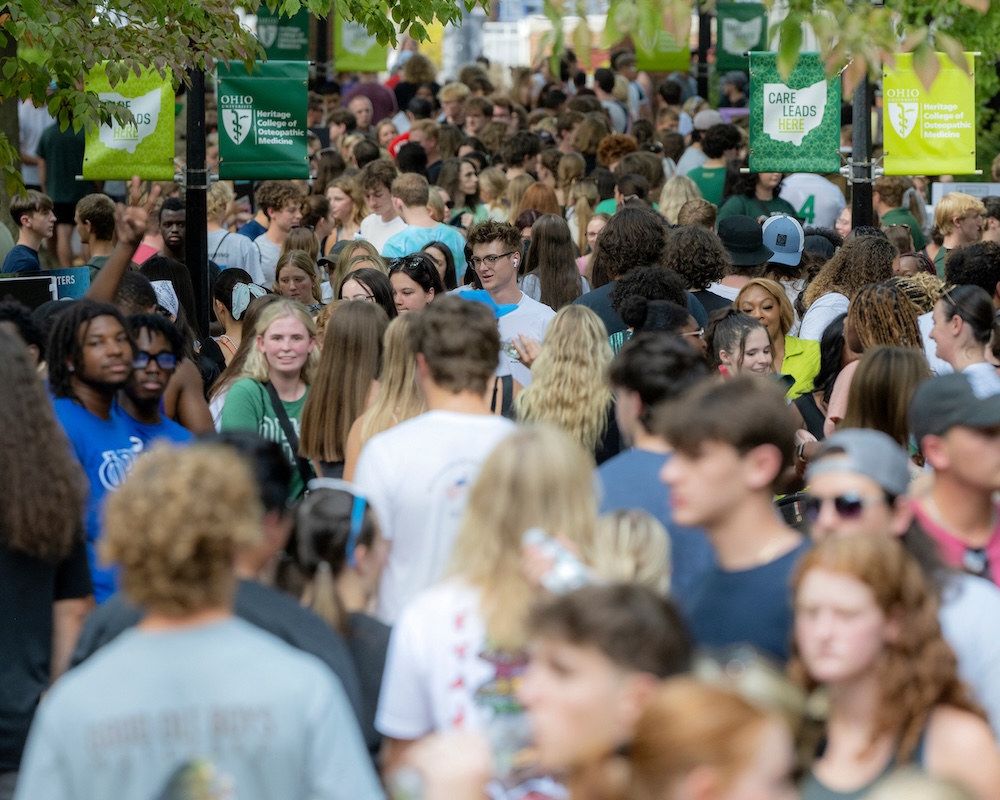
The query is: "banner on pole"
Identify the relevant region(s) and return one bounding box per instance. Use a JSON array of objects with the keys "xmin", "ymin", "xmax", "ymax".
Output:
[
  {"xmin": 716, "ymin": 4, "xmax": 766, "ymax": 72},
  {"xmin": 883, "ymin": 53, "xmax": 976, "ymax": 176},
  {"xmin": 83, "ymin": 65, "xmax": 175, "ymax": 181},
  {"xmin": 256, "ymin": 6, "xmax": 311, "ymax": 61},
  {"xmin": 748, "ymin": 52, "xmax": 841, "ymax": 173},
  {"xmin": 217, "ymin": 61, "xmax": 309, "ymax": 180},
  {"xmin": 333, "ymin": 13, "xmax": 388, "ymax": 72}
]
